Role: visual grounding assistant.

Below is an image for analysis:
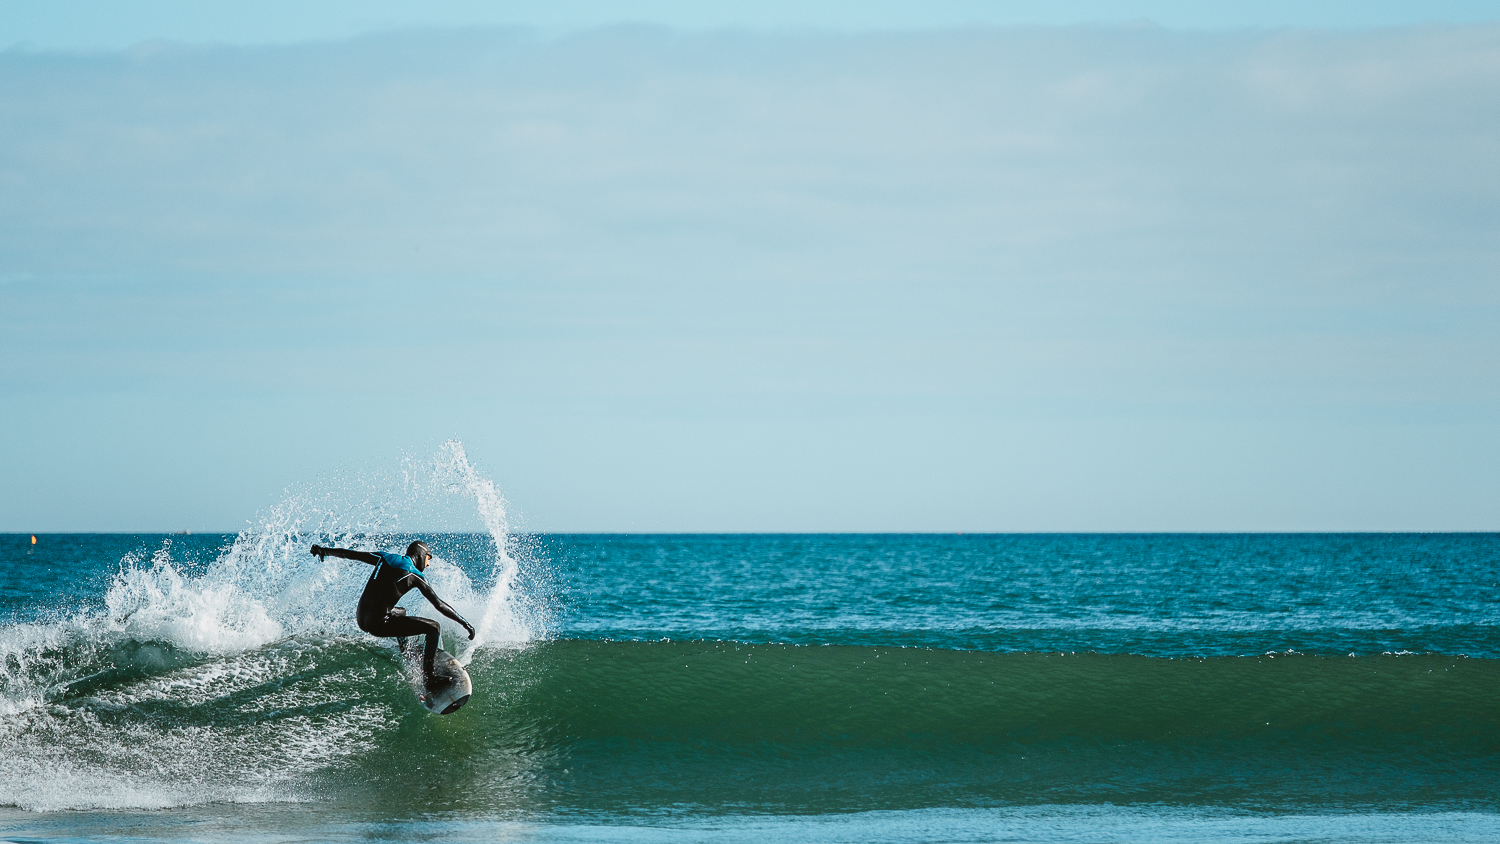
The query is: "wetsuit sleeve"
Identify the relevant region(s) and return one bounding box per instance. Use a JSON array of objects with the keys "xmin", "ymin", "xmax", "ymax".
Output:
[
  {"xmin": 312, "ymin": 545, "xmax": 381, "ymax": 566},
  {"xmin": 410, "ymin": 577, "xmax": 471, "ymax": 628}
]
